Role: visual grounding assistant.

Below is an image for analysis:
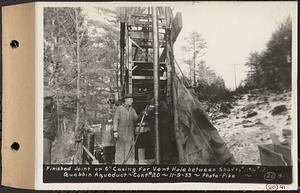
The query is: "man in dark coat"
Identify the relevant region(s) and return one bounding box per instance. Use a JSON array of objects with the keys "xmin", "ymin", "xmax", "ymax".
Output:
[{"xmin": 43, "ymin": 87, "xmax": 57, "ymax": 164}]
